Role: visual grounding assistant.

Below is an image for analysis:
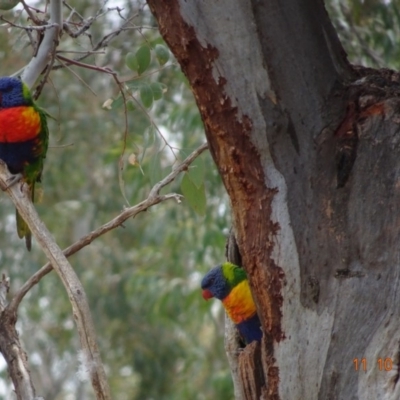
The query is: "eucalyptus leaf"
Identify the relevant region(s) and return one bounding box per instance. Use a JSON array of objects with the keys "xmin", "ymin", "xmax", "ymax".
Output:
[
  {"xmin": 0, "ymin": 0, "xmax": 19, "ymax": 10},
  {"xmin": 150, "ymin": 82, "xmax": 165, "ymax": 101},
  {"xmin": 136, "ymin": 45, "xmax": 151, "ymax": 75},
  {"xmin": 111, "ymin": 95, "xmax": 125, "ymax": 110},
  {"xmin": 187, "ymin": 156, "xmax": 204, "ymax": 189},
  {"xmin": 126, "ymin": 52, "xmax": 139, "ymax": 72},
  {"xmin": 154, "ymin": 44, "xmax": 170, "ymax": 65},
  {"xmin": 181, "ymin": 173, "xmax": 206, "ymax": 216},
  {"xmin": 140, "ymin": 84, "xmax": 154, "ymax": 108}
]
